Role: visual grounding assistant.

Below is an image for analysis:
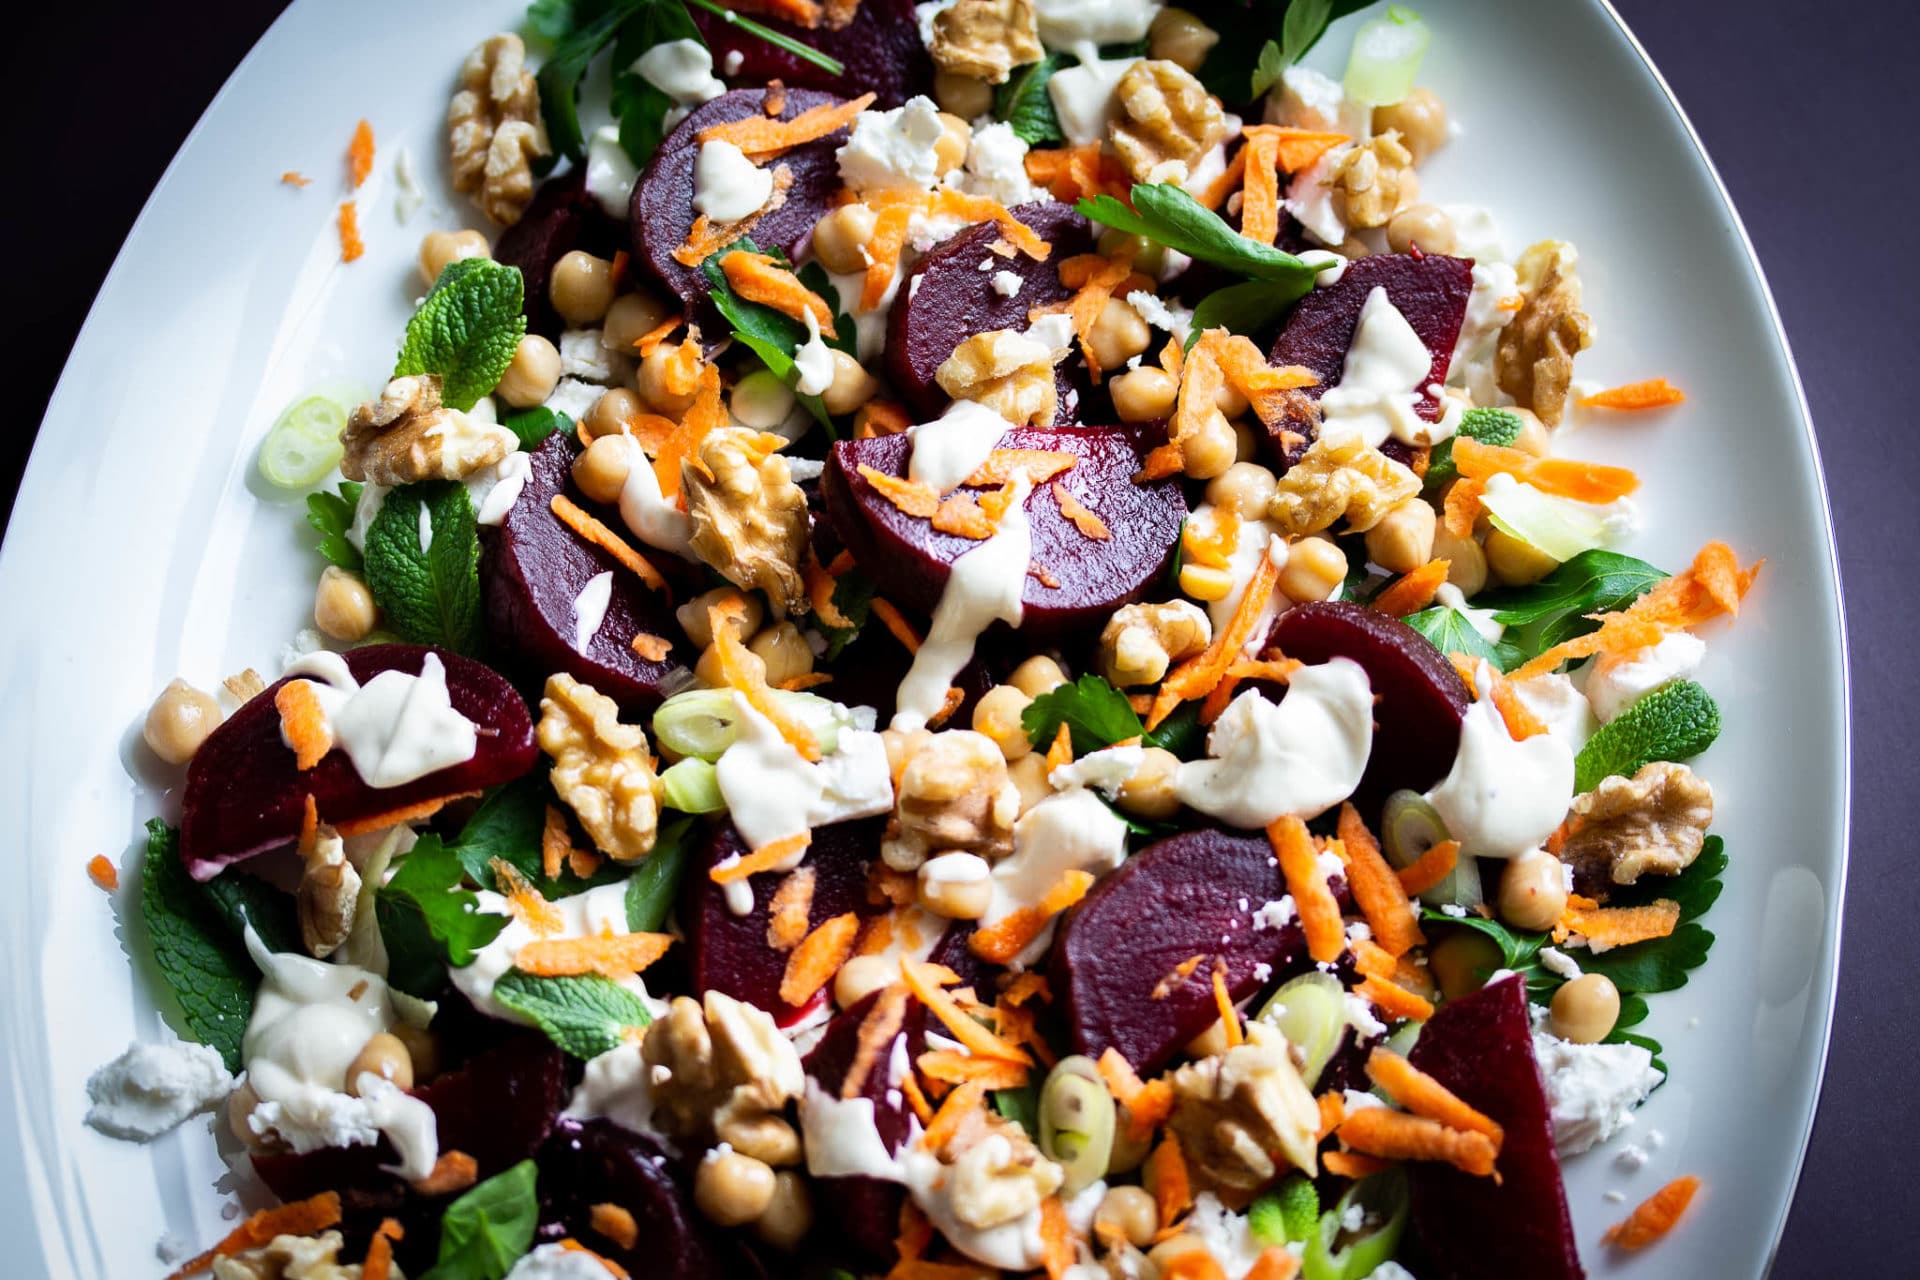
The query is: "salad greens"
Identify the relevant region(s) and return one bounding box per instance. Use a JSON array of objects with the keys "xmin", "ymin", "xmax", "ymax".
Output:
[
  {"xmin": 493, "ymin": 971, "xmax": 655, "ymax": 1058},
  {"xmin": 624, "ymin": 816, "xmax": 696, "ymax": 931},
  {"xmin": 701, "ymin": 238, "xmax": 855, "ymax": 431},
  {"xmin": 1574, "ymin": 680, "xmax": 1722, "ymax": 792},
  {"xmin": 1474, "ymin": 549, "xmax": 1669, "ymax": 666},
  {"xmin": 363, "ymin": 481, "xmax": 485, "ymax": 654},
  {"xmin": 1422, "ymin": 405, "xmax": 1522, "ymax": 489},
  {"xmin": 139, "ymin": 820, "xmax": 267, "ymax": 1072},
  {"xmin": 306, "ymin": 480, "xmax": 365, "ymax": 572},
  {"xmin": 375, "ymin": 835, "xmax": 510, "ymax": 999},
  {"xmin": 995, "ymin": 55, "xmax": 1069, "ymax": 145},
  {"xmin": 421, "ymin": 1159, "xmax": 541, "ymax": 1280},
  {"xmin": 395, "ymin": 259, "xmax": 528, "ymax": 411},
  {"xmin": 1077, "ymin": 184, "xmax": 1320, "ymax": 292}
]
